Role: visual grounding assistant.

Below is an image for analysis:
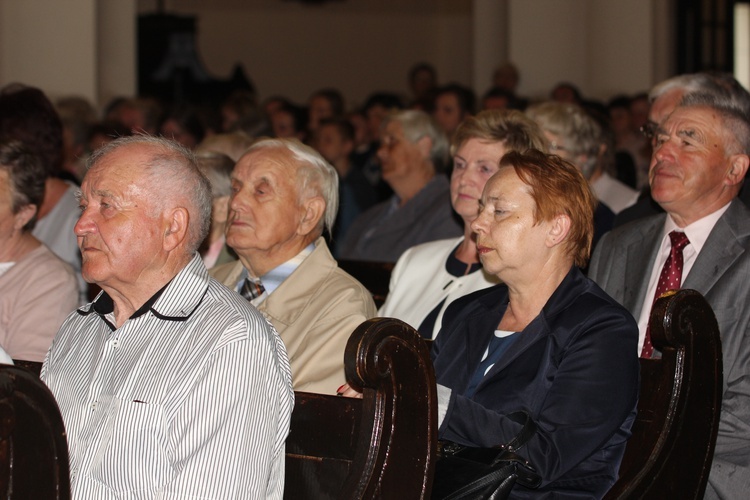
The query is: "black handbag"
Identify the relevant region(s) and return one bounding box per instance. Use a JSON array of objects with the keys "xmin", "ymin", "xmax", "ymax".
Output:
[{"xmin": 431, "ymin": 411, "xmax": 542, "ymax": 500}]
